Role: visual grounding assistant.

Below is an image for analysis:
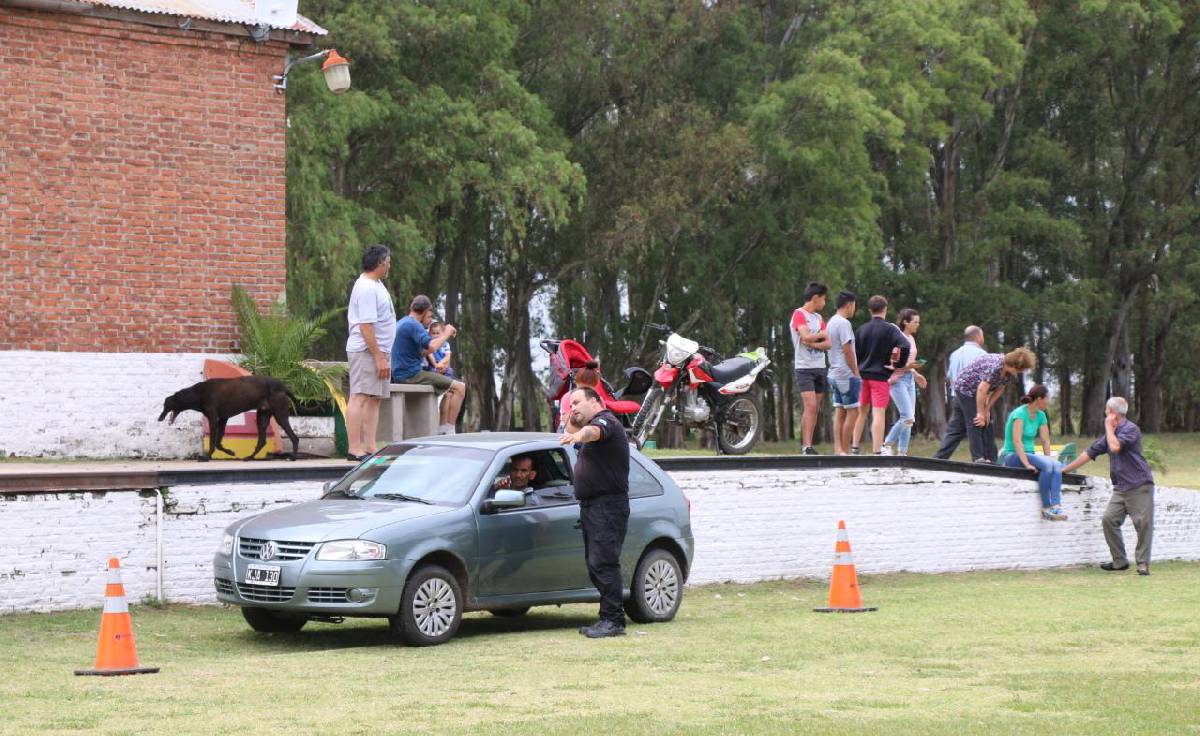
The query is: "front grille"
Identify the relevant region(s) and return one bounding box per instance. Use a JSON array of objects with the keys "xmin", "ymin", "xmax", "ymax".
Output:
[
  {"xmin": 214, "ymin": 578, "xmax": 235, "ymax": 595},
  {"xmin": 239, "ymin": 537, "xmax": 315, "ymax": 561},
  {"xmin": 235, "ymin": 583, "xmax": 296, "ymax": 602},
  {"xmin": 307, "ymin": 587, "xmax": 350, "ymax": 604}
]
